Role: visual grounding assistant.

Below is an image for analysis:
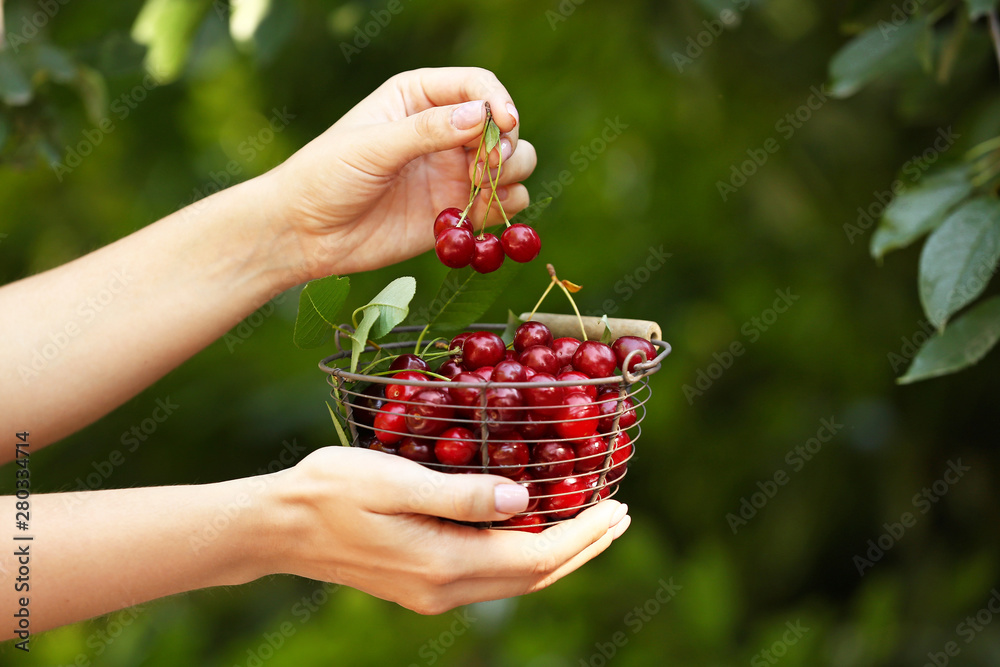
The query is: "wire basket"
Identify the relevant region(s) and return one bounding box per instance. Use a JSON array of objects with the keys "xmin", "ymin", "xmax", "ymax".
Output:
[{"xmin": 319, "ymin": 320, "xmax": 671, "ymax": 531}]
